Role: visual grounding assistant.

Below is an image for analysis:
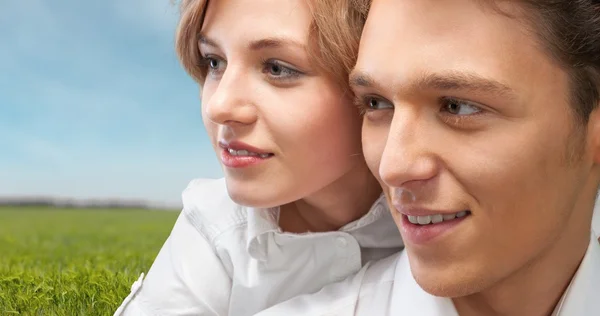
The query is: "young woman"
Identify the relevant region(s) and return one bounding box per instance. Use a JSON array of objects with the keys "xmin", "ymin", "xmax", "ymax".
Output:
[{"xmin": 114, "ymin": 0, "xmax": 402, "ymax": 315}]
